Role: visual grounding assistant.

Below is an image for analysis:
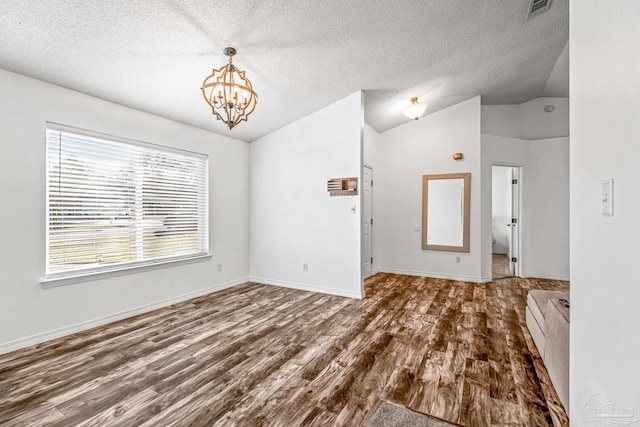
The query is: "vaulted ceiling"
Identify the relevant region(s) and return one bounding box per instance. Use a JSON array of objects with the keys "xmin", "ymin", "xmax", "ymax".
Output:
[{"xmin": 0, "ymin": 0, "xmax": 568, "ymax": 142}]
